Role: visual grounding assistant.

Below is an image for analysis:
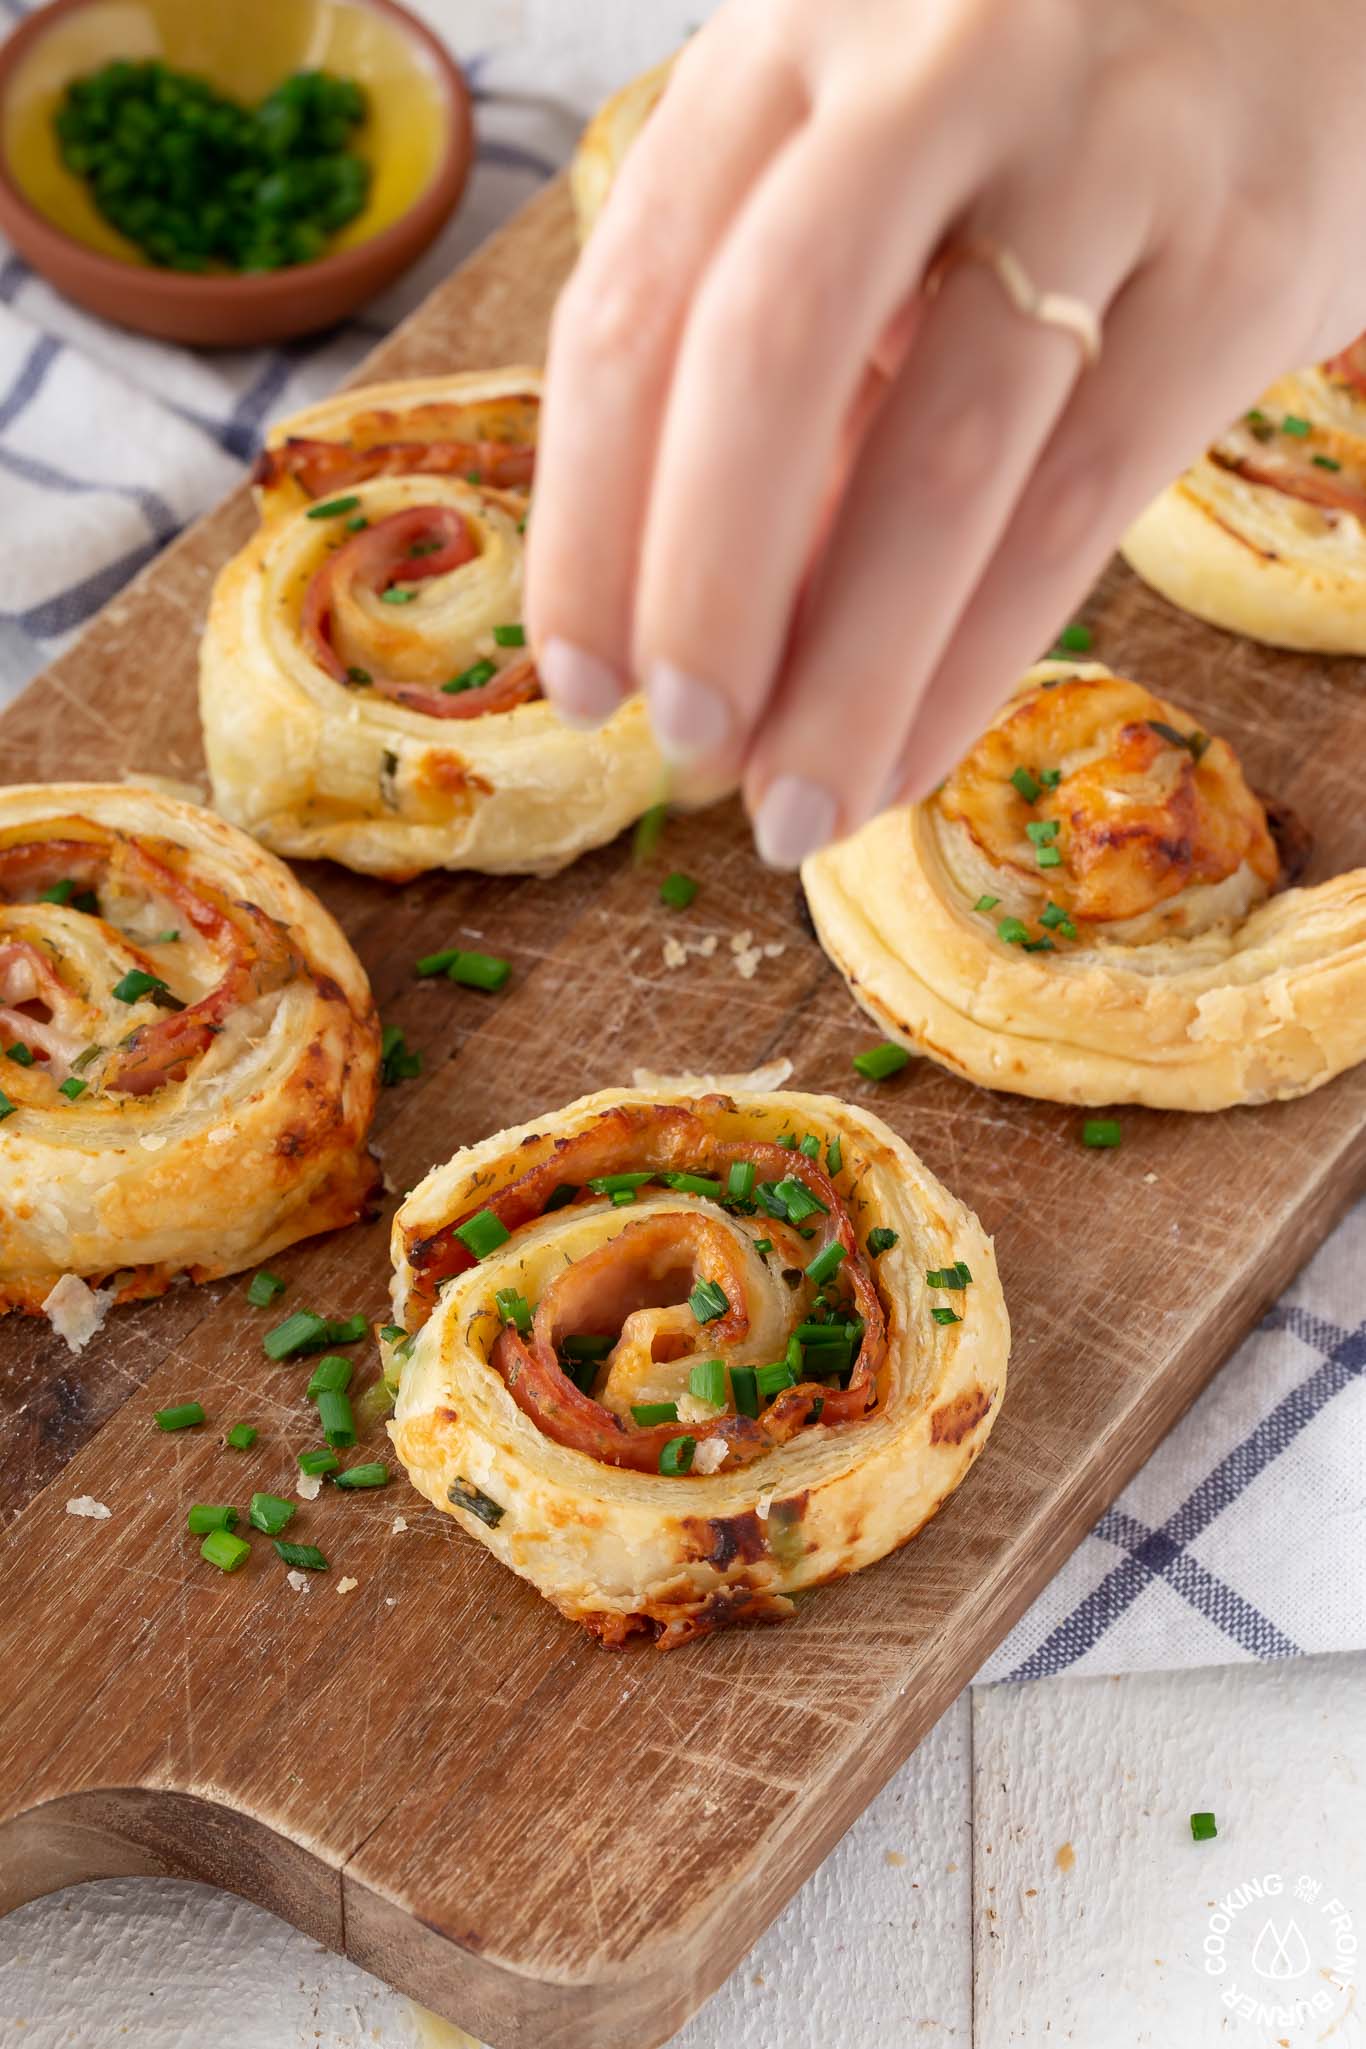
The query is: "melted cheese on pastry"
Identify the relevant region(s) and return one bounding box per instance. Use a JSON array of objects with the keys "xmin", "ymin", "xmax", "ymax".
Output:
[
  {"xmin": 387, "ymin": 1086, "xmax": 1007, "ymax": 1648},
  {"xmin": 200, "ymin": 368, "xmax": 662, "ymax": 880},
  {"xmin": 0, "ymin": 784, "xmax": 379, "ymax": 1314},
  {"xmin": 803, "ymin": 661, "xmax": 1366, "ymax": 1110}
]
